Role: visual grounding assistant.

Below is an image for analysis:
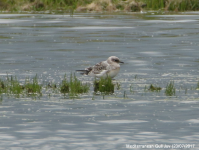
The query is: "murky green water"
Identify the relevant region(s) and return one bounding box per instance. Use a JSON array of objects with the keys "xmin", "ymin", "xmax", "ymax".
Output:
[{"xmin": 0, "ymin": 12, "xmax": 199, "ymax": 149}]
